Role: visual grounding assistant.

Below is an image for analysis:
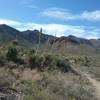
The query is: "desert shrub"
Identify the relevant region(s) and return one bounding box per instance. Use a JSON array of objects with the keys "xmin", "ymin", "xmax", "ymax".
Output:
[
  {"xmin": 28, "ymin": 54, "xmax": 46, "ymax": 70},
  {"xmin": 6, "ymin": 47, "xmax": 24, "ymax": 65},
  {"xmin": 30, "ymin": 49, "xmax": 36, "ymax": 54},
  {"xmin": 56, "ymin": 58, "xmax": 71, "ymax": 72},
  {"xmin": 6, "ymin": 41, "xmax": 25, "ymax": 65},
  {"xmin": 6, "ymin": 40, "xmax": 19, "ymax": 62},
  {"xmin": 28, "ymin": 53, "xmax": 57, "ymax": 71},
  {"xmin": 28, "ymin": 53, "xmax": 72, "ymax": 72},
  {"xmin": 16, "ymin": 58, "xmax": 25, "ymax": 64},
  {"xmin": 0, "ymin": 56, "xmax": 5, "ymax": 66},
  {"xmin": 6, "ymin": 47, "xmax": 18, "ymax": 61},
  {"xmin": 28, "ymin": 55, "xmax": 36, "ymax": 69},
  {"xmin": 37, "ymin": 55, "xmax": 45, "ymax": 70},
  {"xmin": 19, "ymin": 71, "xmax": 97, "ymax": 100},
  {"xmin": 43, "ymin": 54, "xmax": 57, "ymax": 70},
  {"xmin": 0, "ymin": 79, "xmax": 13, "ymax": 87},
  {"xmin": 44, "ymin": 54, "xmax": 54, "ymax": 65}
]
